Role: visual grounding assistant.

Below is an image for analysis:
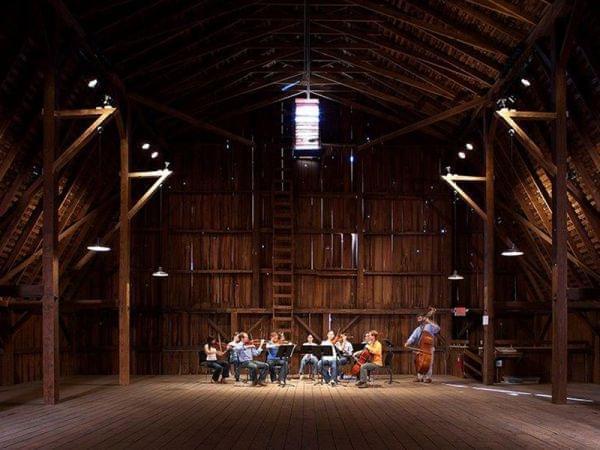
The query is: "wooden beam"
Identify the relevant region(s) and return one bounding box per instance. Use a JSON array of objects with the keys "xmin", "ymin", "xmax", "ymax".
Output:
[
  {"xmin": 119, "ymin": 109, "xmax": 131, "ymax": 386},
  {"xmin": 441, "ymin": 176, "xmax": 486, "ymax": 220},
  {"xmin": 482, "ymin": 112, "xmax": 495, "ymax": 385},
  {"xmin": 358, "ymin": 97, "xmax": 485, "ymax": 151},
  {"xmin": 207, "ymin": 318, "xmax": 229, "ymax": 341},
  {"xmin": 465, "ymin": 0, "xmax": 538, "ymax": 25},
  {"xmin": 129, "ymin": 93, "xmax": 252, "ymax": 146},
  {"xmin": 0, "ymin": 195, "xmax": 116, "ymax": 283},
  {"xmin": 0, "ymin": 284, "xmax": 43, "ymax": 298},
  {"xmin": 349, "ymin": 0, "xmax": 508, "ymax": 55},
  {"xmin": 294, "ymin": 315, "xmax": 322, "ymax": 342},
  {"xmin": 73, "ymin": 169, "xmax": 172, "ymax": 271},
  {"xmin": 551, "ymin": 21, "xmax": 568, "ymax": 405},
  {"xmin": 42, "ymin": 47, "xmax": 59, "ymax": 405}
]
